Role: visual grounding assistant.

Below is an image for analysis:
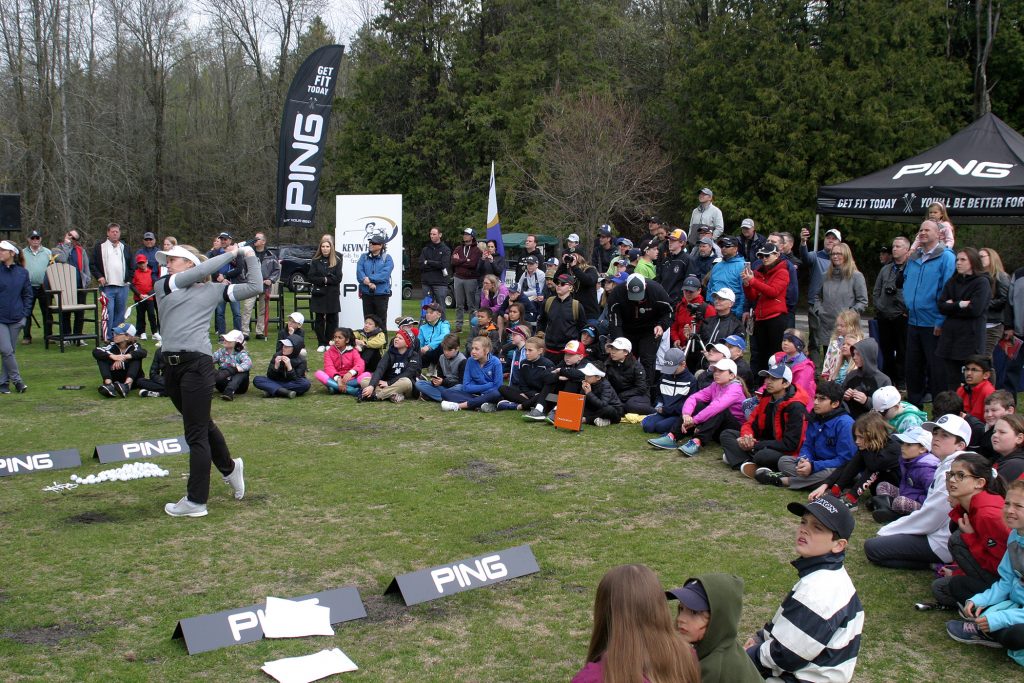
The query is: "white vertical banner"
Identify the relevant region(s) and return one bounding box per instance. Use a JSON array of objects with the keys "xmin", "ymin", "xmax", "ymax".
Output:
[{"xmin": 335, "ymin": 195, "xmax": 404, "ymax": 330}]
